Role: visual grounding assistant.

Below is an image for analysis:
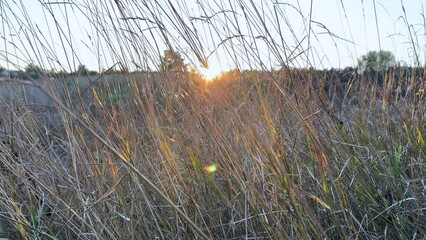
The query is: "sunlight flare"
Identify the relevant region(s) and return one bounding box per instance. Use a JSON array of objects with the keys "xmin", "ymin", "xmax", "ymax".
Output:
[{"xmin": 200, "ymin": 67, "xmax": 222, "ymax": 81}]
